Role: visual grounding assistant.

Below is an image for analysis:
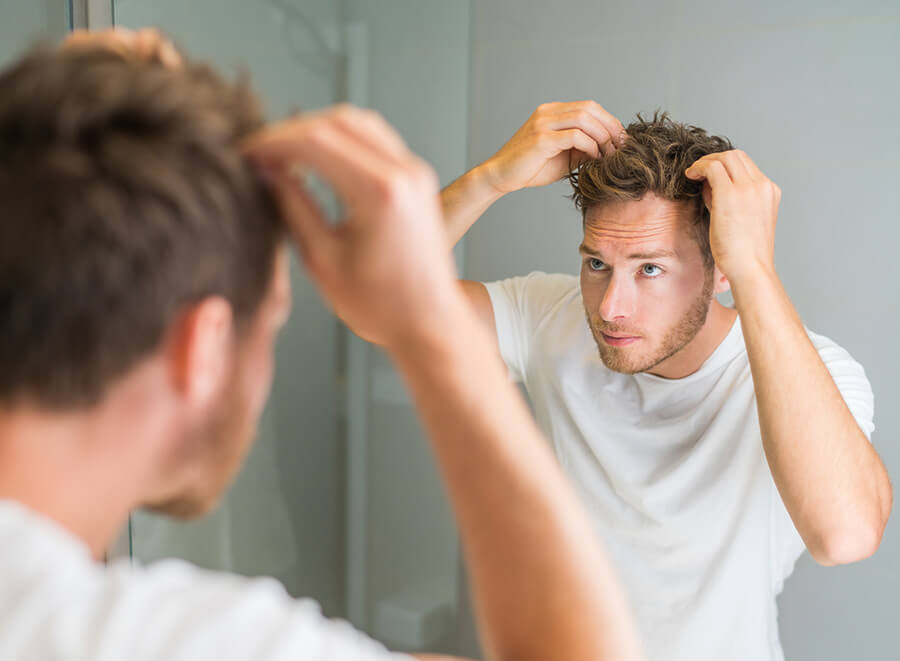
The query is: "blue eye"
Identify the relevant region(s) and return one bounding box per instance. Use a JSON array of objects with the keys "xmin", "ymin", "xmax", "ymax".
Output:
[
  {"xmin": 641, "ymin": 264, "xmax": 662, "ymax": 277},
  {"xmin": 588, "ymin": 258, "xmax": 606, "ymax": 272}
]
